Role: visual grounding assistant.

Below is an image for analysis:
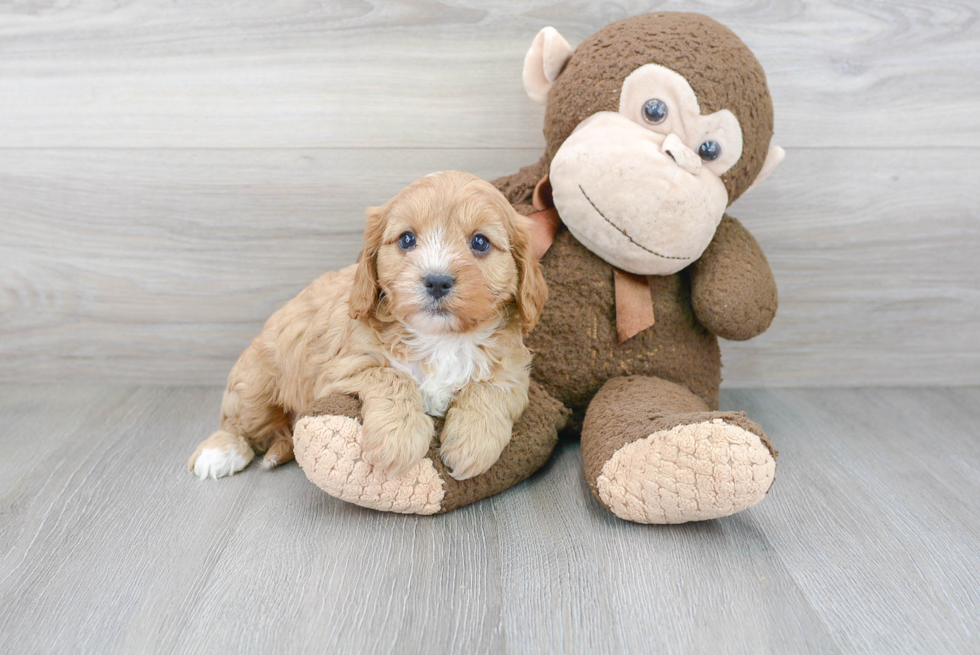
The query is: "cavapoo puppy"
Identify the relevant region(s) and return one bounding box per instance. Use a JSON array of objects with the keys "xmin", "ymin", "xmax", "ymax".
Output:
[{"xmin": 188, "ymin": 171, "xmax": 547, "ymax": 481}]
